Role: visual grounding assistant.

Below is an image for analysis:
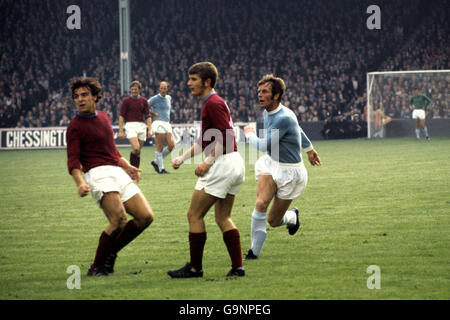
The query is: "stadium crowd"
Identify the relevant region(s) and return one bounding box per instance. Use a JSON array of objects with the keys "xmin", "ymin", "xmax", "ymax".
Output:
[{"xmin": 1, "ymin": 0, "xmax": 448, "ymax": 139}]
